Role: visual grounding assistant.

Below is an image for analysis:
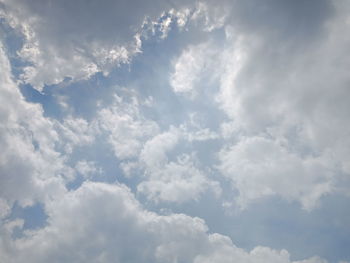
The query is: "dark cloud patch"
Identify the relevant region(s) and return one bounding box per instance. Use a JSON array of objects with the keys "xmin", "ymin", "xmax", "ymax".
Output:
[{"xmin": 230, "ymin": 0, "xmax": 334, "ymax": 43}]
